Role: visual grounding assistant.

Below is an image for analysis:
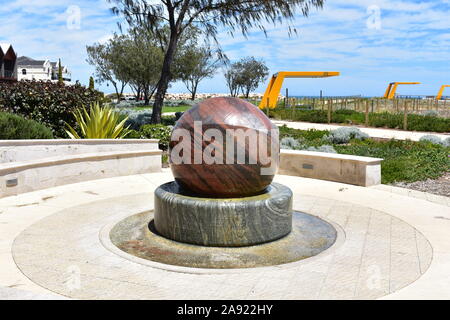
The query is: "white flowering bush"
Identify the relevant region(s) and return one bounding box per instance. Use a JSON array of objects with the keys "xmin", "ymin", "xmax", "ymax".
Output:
[
  {"xmin": 419, "ymin": 135, "xmax": 446, "ymax": 146},
  {"xmin": 280, "ymin": 137, "xmax": 302, "ymax": 150},
  {"xmin": 118, "ymin": 109, "xmax": 152, "ymax": 130},
  {"xmin": 323, "ymin": 127, "xmax": 369, "ymax": 144},
  {"xmin": 444, "ymin": 137, "xmax": 450, "ymax": 148},
  {"xmin": 114, "ymin": 100, "xmax": 147, "ymax": 108}
]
